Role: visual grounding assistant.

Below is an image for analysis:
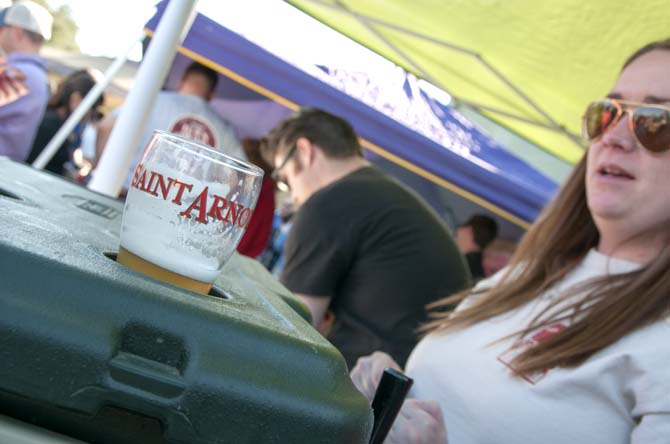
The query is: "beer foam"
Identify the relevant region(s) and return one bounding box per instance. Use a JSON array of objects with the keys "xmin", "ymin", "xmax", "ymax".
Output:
[{"xmin": 120, "ymin": 164, "xmax": 258, "ymax": 283}]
